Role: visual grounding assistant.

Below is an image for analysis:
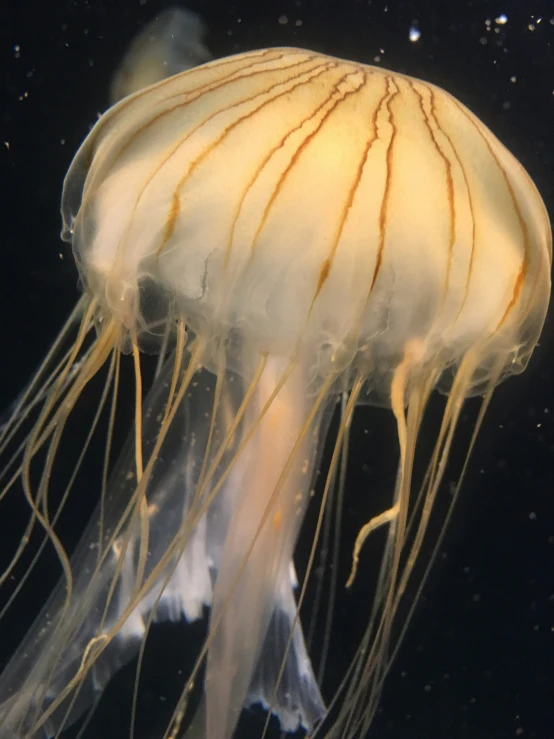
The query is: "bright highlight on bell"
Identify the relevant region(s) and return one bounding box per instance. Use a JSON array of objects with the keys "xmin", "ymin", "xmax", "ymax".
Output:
[{"xmin": 0, "ymin": 43, "xmax": 550, "ymax": 739}]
